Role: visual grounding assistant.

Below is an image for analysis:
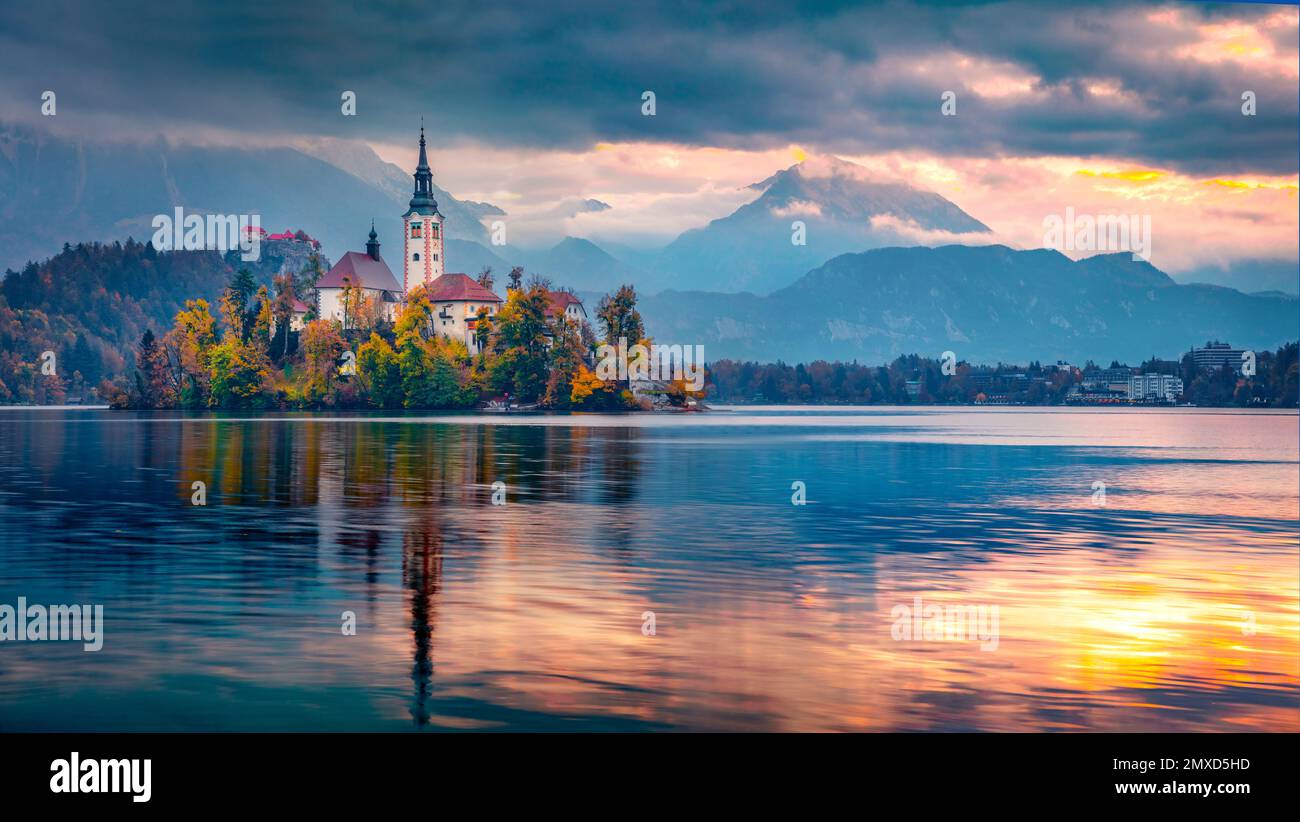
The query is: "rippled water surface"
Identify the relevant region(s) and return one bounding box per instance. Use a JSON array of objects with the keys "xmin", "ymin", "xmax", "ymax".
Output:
[{"xmin": 0, "ymin": 406, "xmax": 1296, "ymax": 731}]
